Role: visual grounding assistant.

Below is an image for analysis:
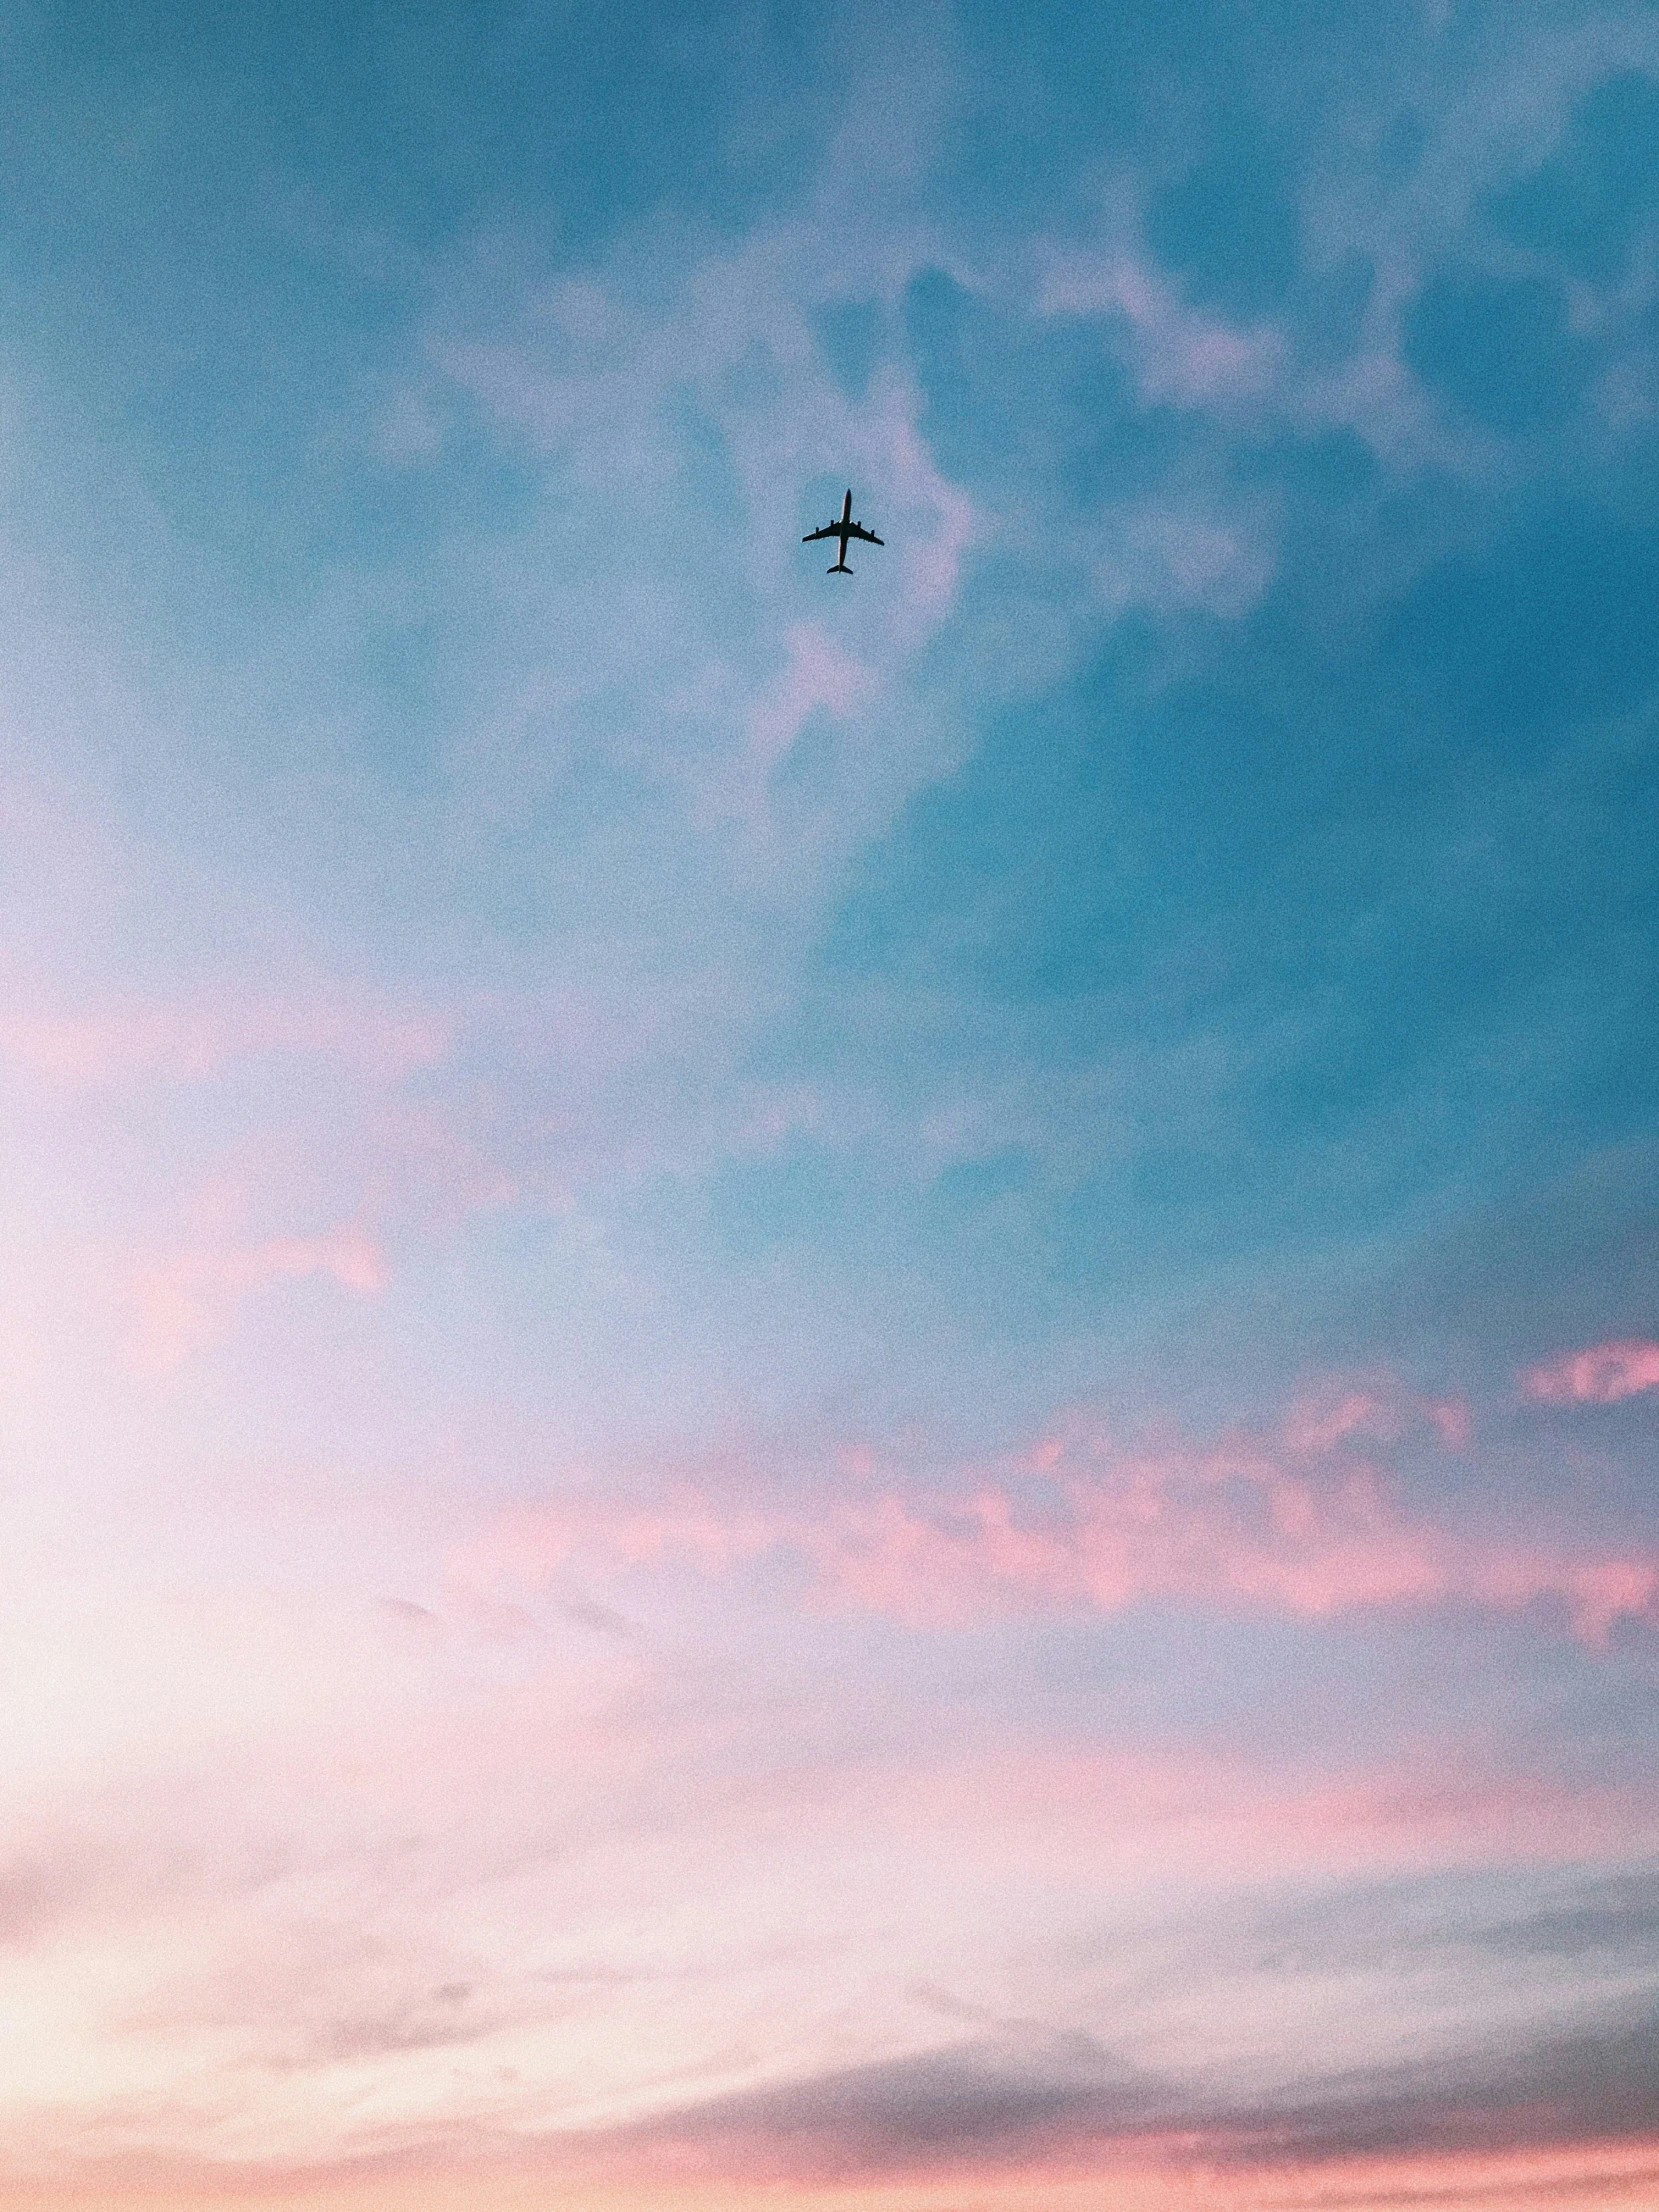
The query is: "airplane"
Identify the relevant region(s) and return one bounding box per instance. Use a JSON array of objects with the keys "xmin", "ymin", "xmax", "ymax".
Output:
[{"xmin": 803, "ymin": 489, "xmax": 883, "ymax": 574}]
